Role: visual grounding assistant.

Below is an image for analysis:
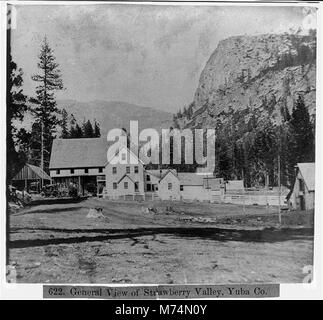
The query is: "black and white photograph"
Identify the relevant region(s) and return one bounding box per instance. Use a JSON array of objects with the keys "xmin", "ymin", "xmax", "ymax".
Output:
[{"xmin": 1, "ymin": 0, "xmax": 322, "ymax": 299}]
